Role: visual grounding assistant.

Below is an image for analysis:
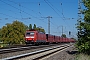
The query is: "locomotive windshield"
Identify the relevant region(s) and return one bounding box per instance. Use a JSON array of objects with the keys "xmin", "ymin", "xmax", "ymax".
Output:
[{"xmin": 26, "ymin": 32, "xmax": 34, "ymax": 36}]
